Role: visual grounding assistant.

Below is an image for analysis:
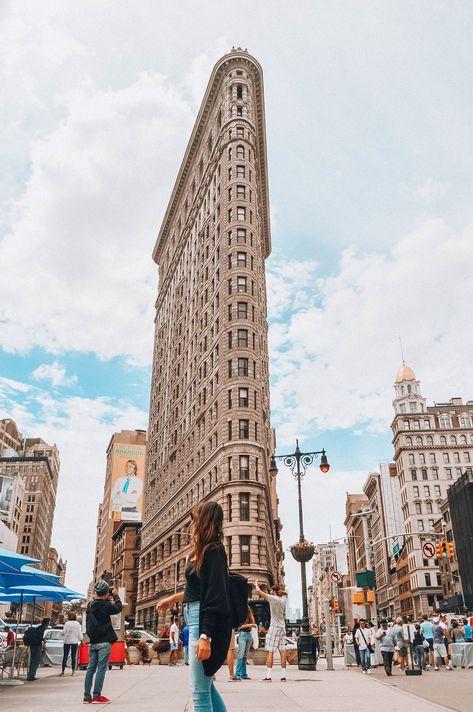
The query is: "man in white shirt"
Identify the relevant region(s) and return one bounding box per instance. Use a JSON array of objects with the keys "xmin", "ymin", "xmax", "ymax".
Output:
[
  {"xmin": 254, "ymin": 580, "xmax": 288, "ymax": 682},
  {"xmin": 169, "ymin": 617, "xmax": 179, "ymax": 666},
  {"xmin": 354, "ymin": 619, "xmax": 372, "ymax": 674}
]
